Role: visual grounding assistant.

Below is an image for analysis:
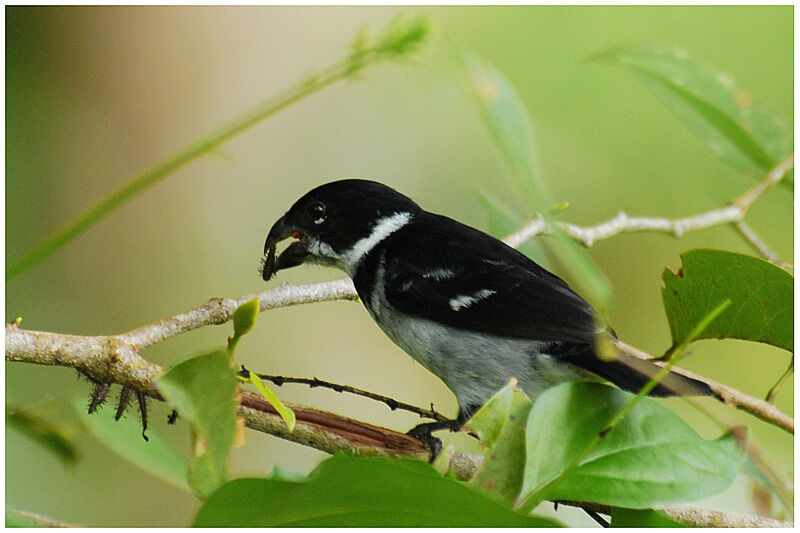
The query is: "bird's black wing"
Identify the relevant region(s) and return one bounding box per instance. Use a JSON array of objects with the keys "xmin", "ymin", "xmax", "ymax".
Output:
[{"xmin": 380, "ymin": 213, "xmax": 600, "ymax": 344}]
